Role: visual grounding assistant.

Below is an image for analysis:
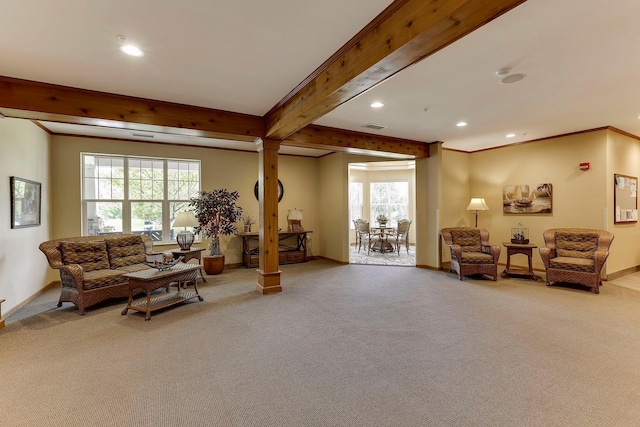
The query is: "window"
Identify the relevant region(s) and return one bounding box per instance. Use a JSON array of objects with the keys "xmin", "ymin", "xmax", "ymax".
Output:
[
  {"xmin": 349, "ymin": 182, "xmax": 363, "ymax": 228},
  {"xmin": 370, "ymin": 181, "xmax": 409, "ymax": 226},
  {"xmin": 82, "ymin": 153, "xmax": 200, "ymax": 244}
]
